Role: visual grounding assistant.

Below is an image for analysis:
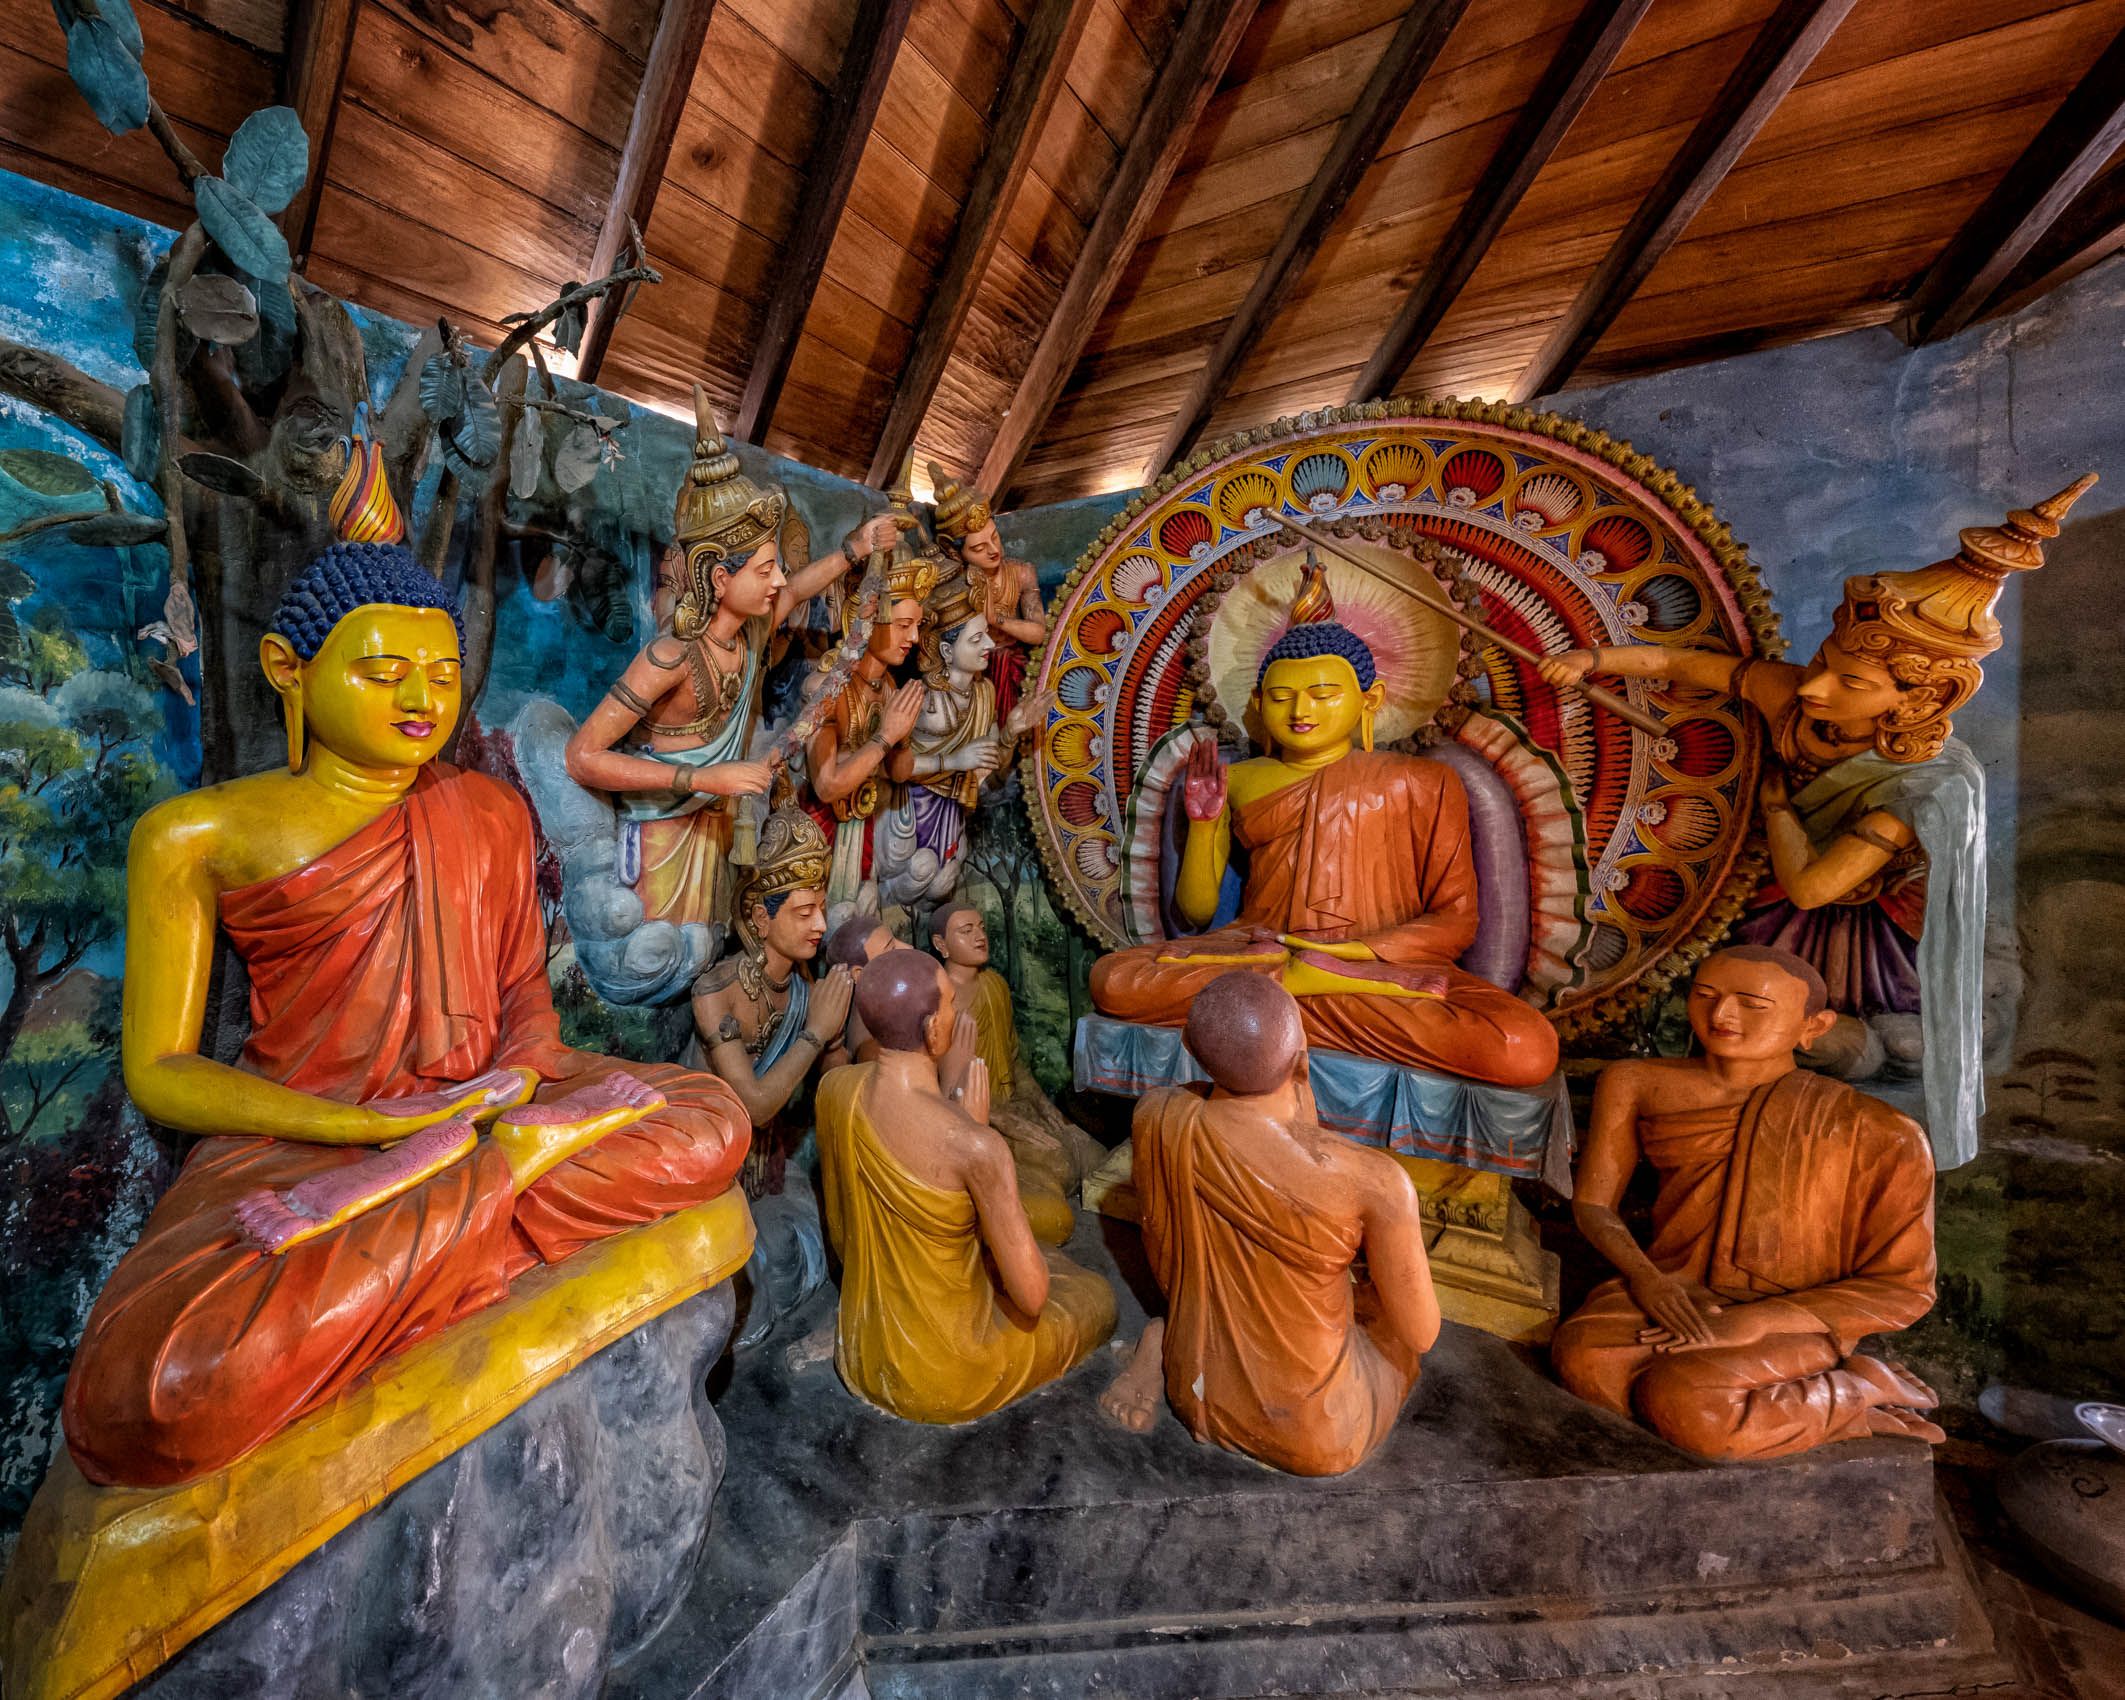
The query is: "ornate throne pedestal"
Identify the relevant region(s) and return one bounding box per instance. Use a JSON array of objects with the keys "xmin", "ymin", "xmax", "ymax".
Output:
[{"xmin": 1073, "ymin": 1013, "xmax": 1567, "ymax": 1344}]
